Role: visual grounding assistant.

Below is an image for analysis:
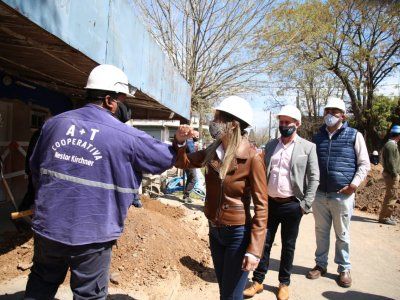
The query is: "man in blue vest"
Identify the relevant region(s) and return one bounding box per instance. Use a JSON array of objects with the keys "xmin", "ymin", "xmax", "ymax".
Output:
[
  {"xmin": 24, "ymin": 64, "xmax": 192, "ymax": 299},
  {"xmin": 307, "ymin": 97, "xmax": 370, "ymax": 288}
]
